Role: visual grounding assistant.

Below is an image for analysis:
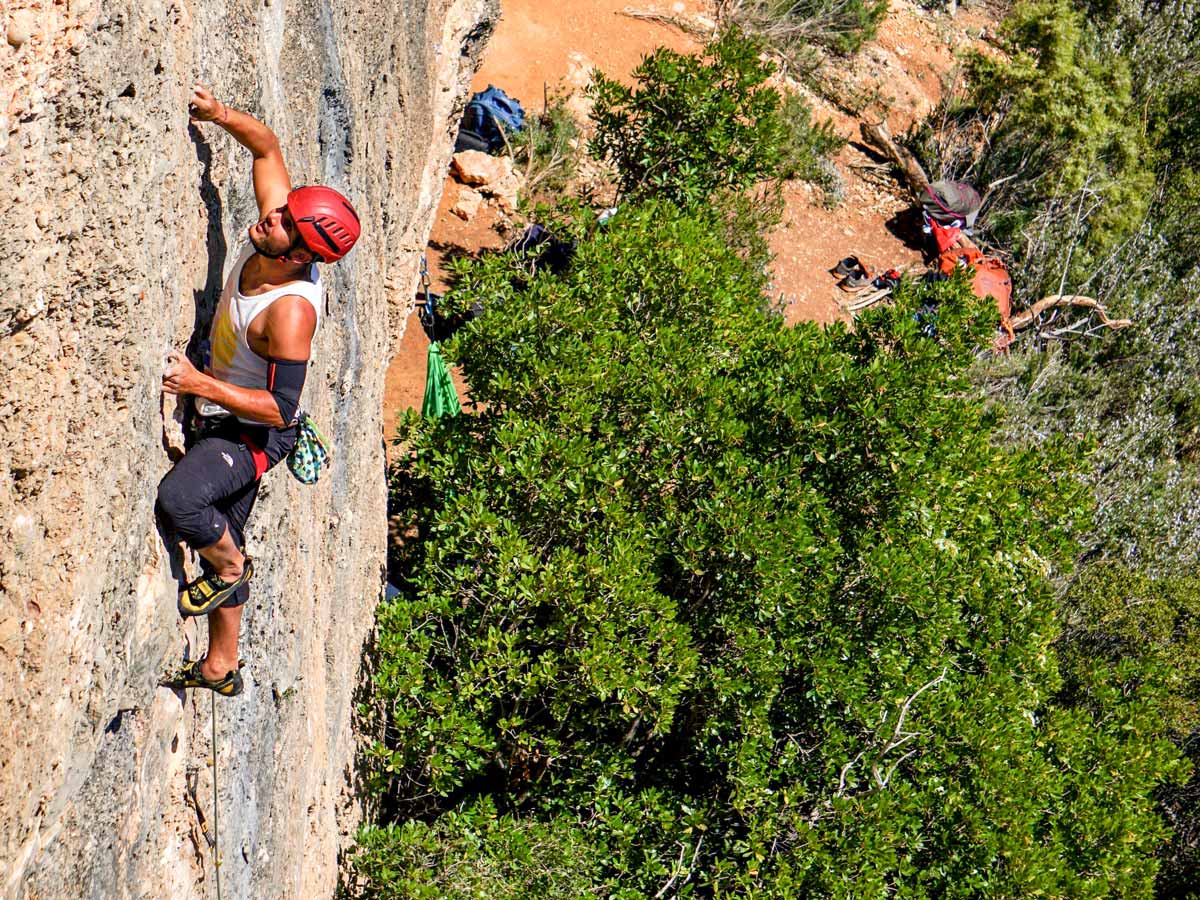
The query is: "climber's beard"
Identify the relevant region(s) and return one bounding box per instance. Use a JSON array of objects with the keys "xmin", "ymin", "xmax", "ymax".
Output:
[{"xmin": 248, "ymin": 218, "xmax": 288, "ymax": 257}]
